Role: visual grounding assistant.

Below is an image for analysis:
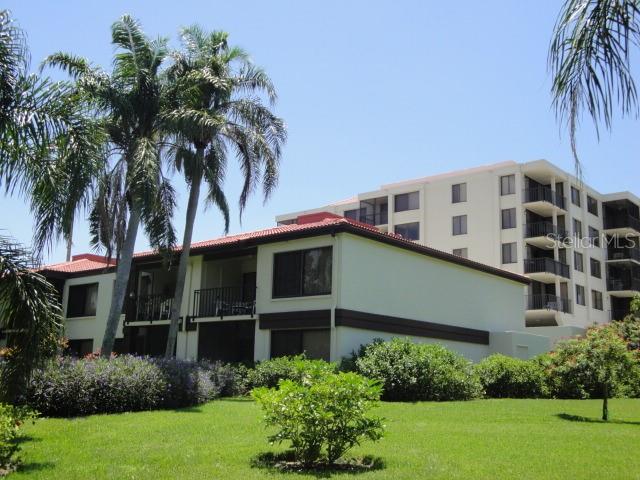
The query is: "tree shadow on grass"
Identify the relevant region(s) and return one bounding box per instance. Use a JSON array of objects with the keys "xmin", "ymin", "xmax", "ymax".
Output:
[
  {"xmin": 556, "ymin": 413, "xmax": 640, "ymax": 425},
  {"xmin": 250, "ymin": 451, "xmax": 385, "ymax": 478},
  {"xmin": 17, "ymin": 461, "xmax": 55, "ymax": 474}
]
